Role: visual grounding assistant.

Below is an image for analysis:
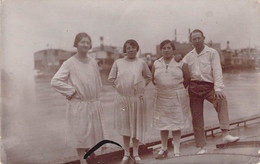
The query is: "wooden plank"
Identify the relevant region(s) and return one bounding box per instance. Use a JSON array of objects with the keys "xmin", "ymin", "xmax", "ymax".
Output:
[{"xmin": 216, "ymin": 141, "xmax": 260, "ymax": 149}]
